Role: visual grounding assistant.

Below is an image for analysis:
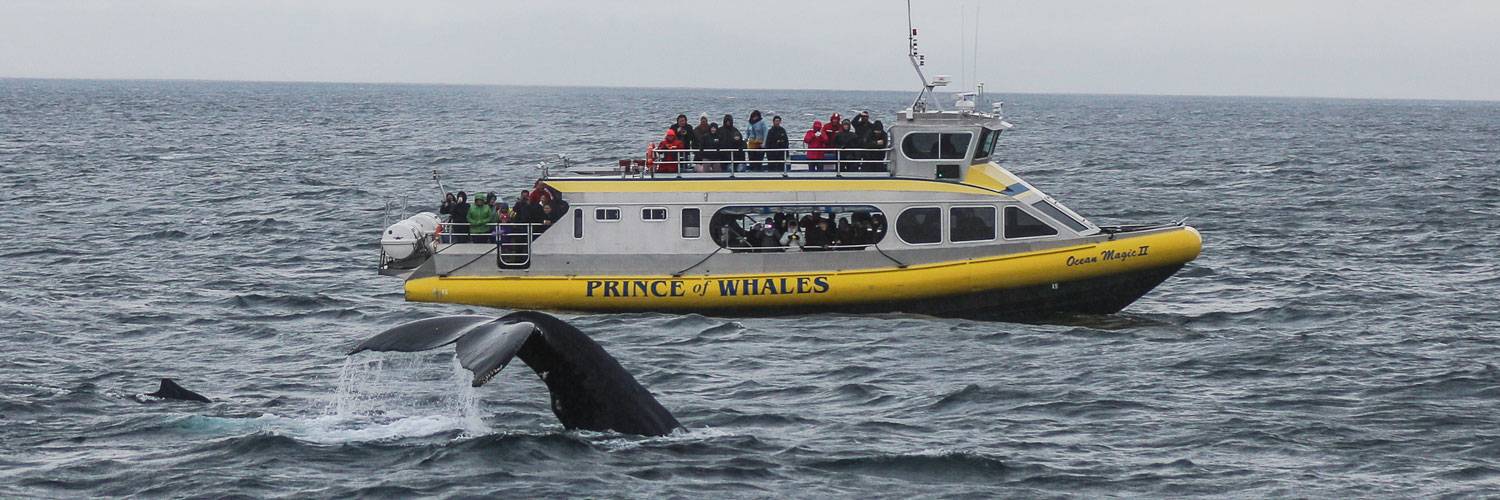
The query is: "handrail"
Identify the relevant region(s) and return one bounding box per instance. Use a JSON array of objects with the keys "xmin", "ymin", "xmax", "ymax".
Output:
[{"xmin": 634, "ymin": 146, "xmax": 895, "ymax": 179}]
